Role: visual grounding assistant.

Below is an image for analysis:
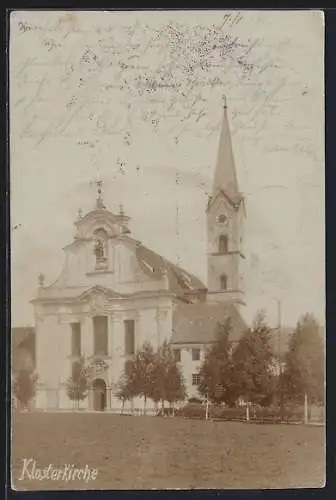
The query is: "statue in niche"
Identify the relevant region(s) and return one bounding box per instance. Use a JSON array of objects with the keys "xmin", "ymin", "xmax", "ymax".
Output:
[
  {"xmin": 93, "ymin": 228, "xmax": 108, "ymax": 268},
  {"xmin": 94, "ymin": 238, "xmax": 105, "ymax": 260}
]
